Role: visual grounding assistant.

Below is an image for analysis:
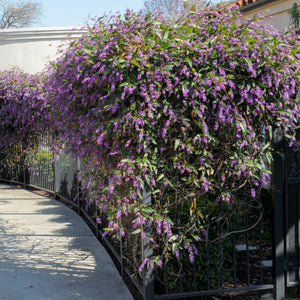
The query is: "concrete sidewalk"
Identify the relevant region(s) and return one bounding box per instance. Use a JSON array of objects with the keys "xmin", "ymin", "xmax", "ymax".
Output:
[{"xmin": 0, "ymin": 184, "xmax": 133, "ymax": 300}]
